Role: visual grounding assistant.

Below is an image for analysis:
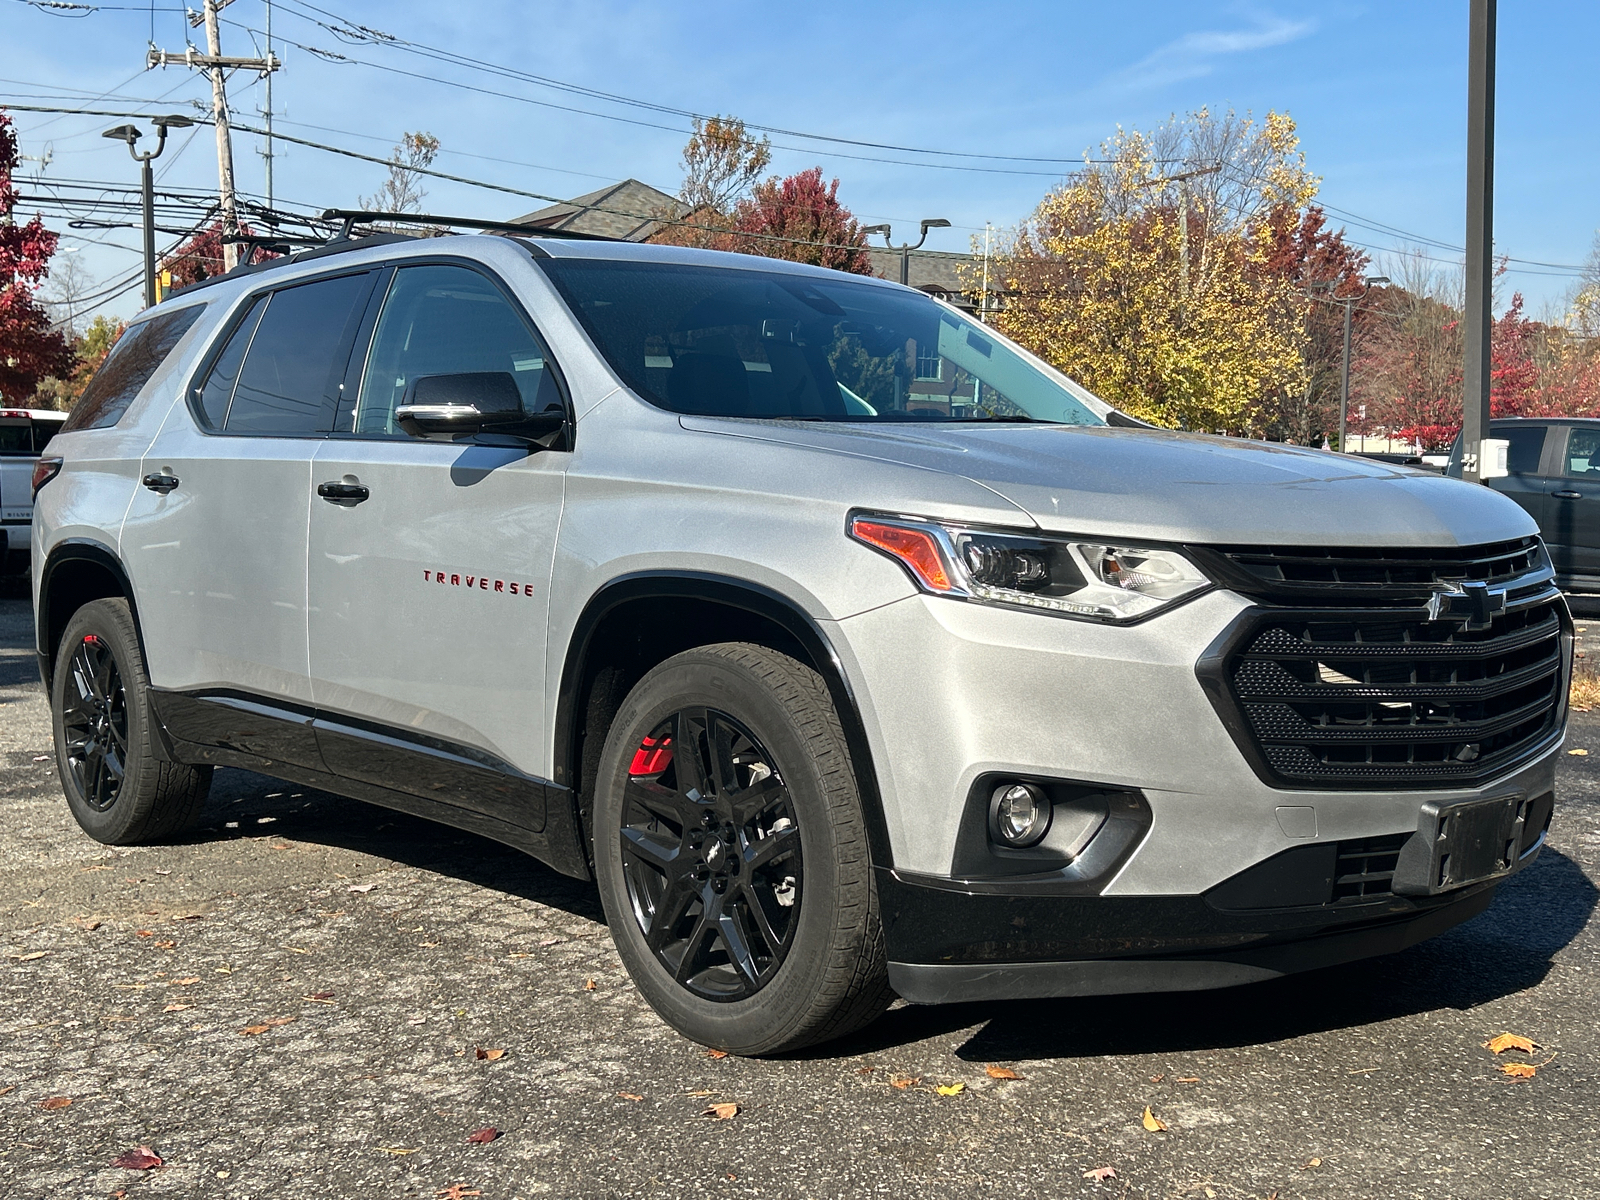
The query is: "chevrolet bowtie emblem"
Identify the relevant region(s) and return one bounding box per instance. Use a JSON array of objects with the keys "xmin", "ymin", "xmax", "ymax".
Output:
[{"xmin": 1426, "ymin": 580, "xmax": 1507, "ymax": 630}]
